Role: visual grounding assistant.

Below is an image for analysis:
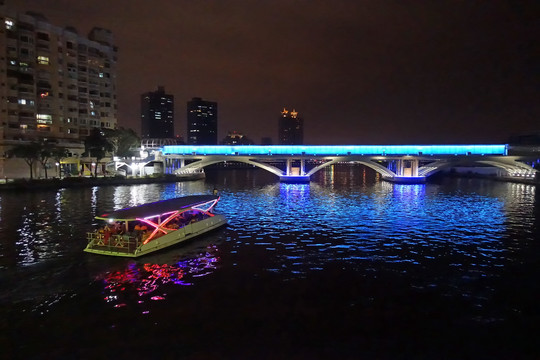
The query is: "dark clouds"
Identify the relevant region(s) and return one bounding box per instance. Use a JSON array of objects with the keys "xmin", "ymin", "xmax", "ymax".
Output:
[{"xmin": 8, "ymin": 0, "xmax": 539, "ymax": 144}]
